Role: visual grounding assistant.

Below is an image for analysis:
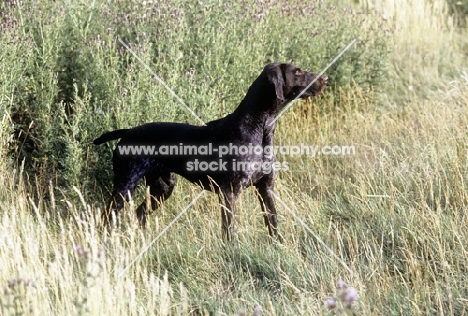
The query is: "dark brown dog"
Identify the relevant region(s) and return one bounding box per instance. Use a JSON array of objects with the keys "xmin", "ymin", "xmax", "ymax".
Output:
[{"xmin": 94, "ymin": 63, "xmax": 327, "ymax": 241}]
